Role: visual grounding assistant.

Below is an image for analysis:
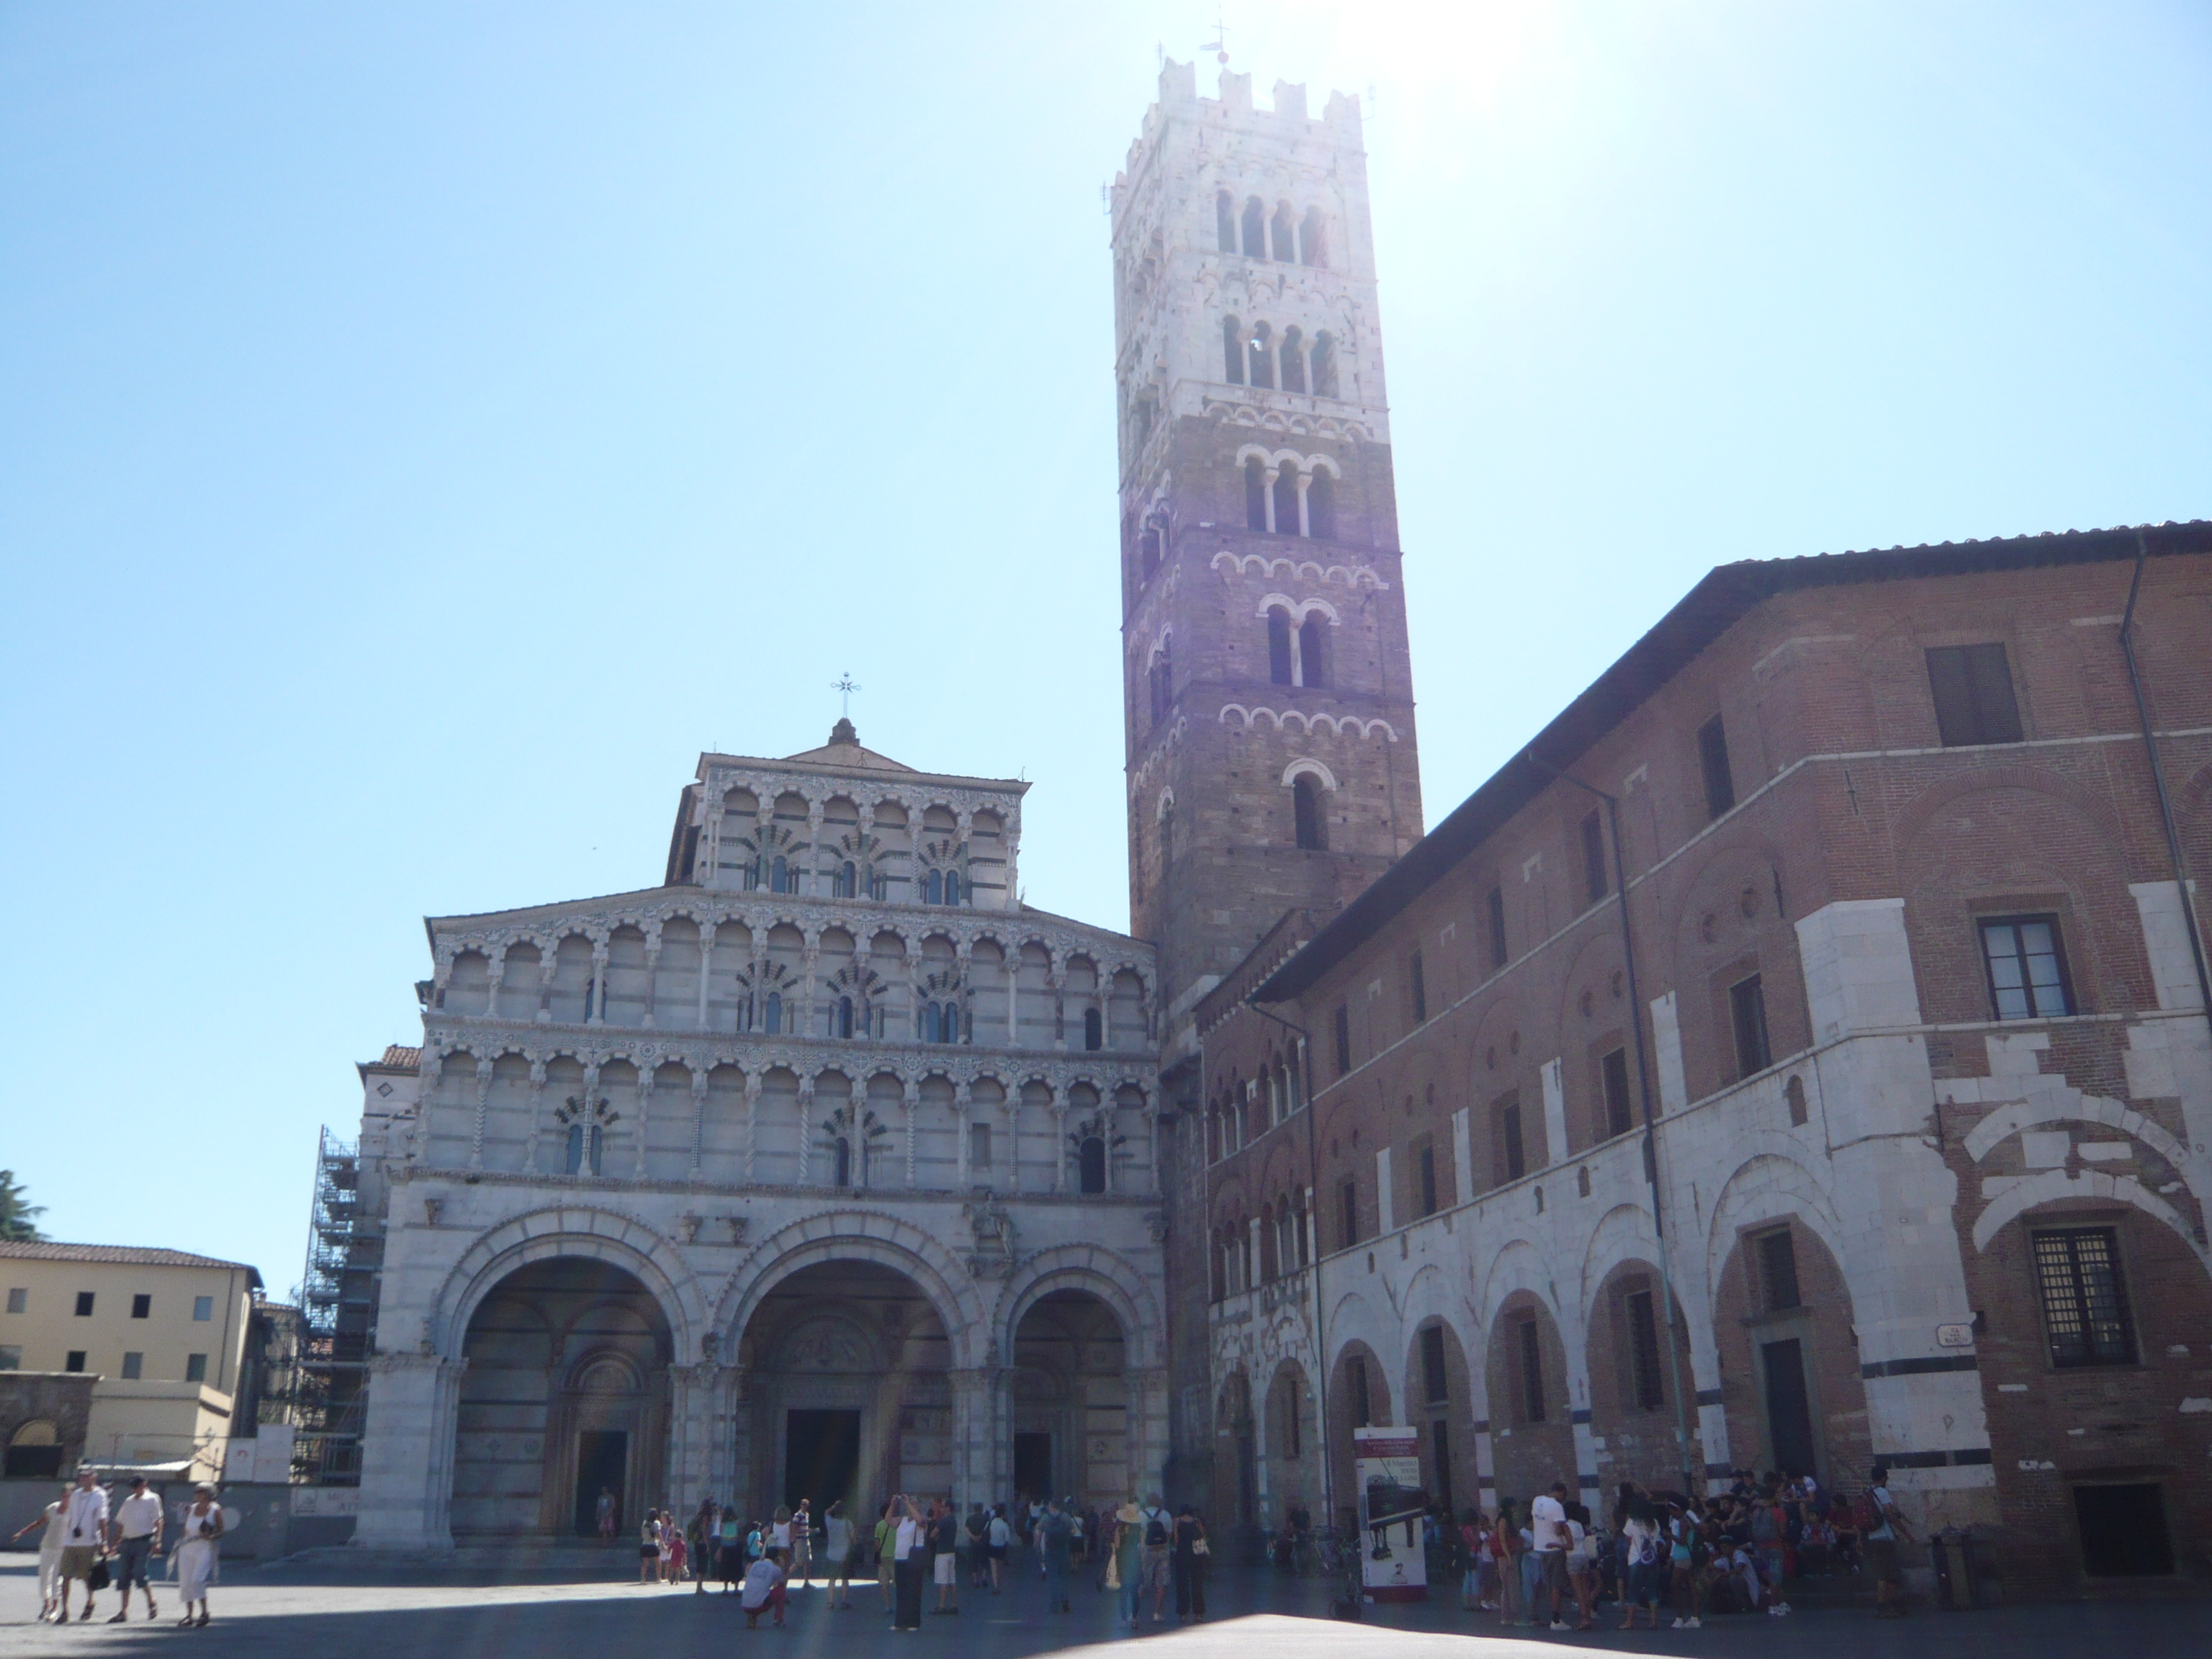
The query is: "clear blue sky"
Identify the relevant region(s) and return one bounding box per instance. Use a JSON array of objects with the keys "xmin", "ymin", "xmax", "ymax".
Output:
[{"xmin": 4, "ymin": 2, "xmax": 2206, "ymax": 1291}]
